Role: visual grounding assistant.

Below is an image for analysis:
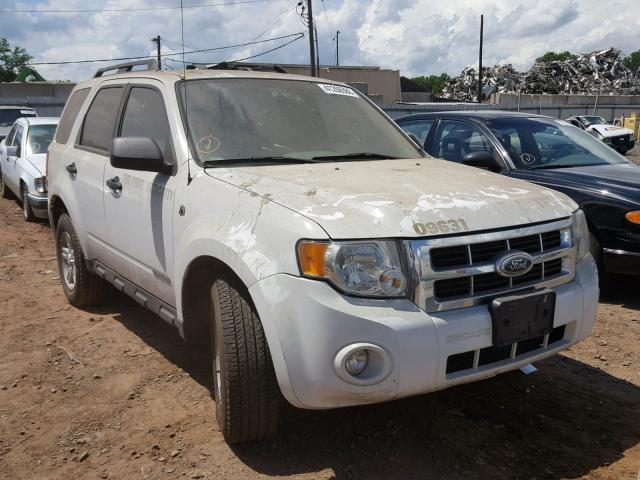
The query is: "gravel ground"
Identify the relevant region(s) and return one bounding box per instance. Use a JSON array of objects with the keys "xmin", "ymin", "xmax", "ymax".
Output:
[{"xmin": 0, "ymin": 175, "xmax": 639, "ymax": 480}]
